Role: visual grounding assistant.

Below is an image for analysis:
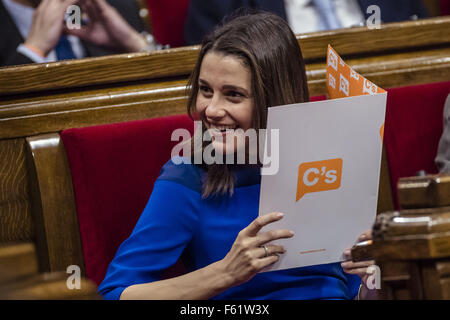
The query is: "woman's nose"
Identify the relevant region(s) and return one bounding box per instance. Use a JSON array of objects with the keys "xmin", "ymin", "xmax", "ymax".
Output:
[{"xmin": 204, "ymin": 99, "xmax": 226, "ymax": 120}]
